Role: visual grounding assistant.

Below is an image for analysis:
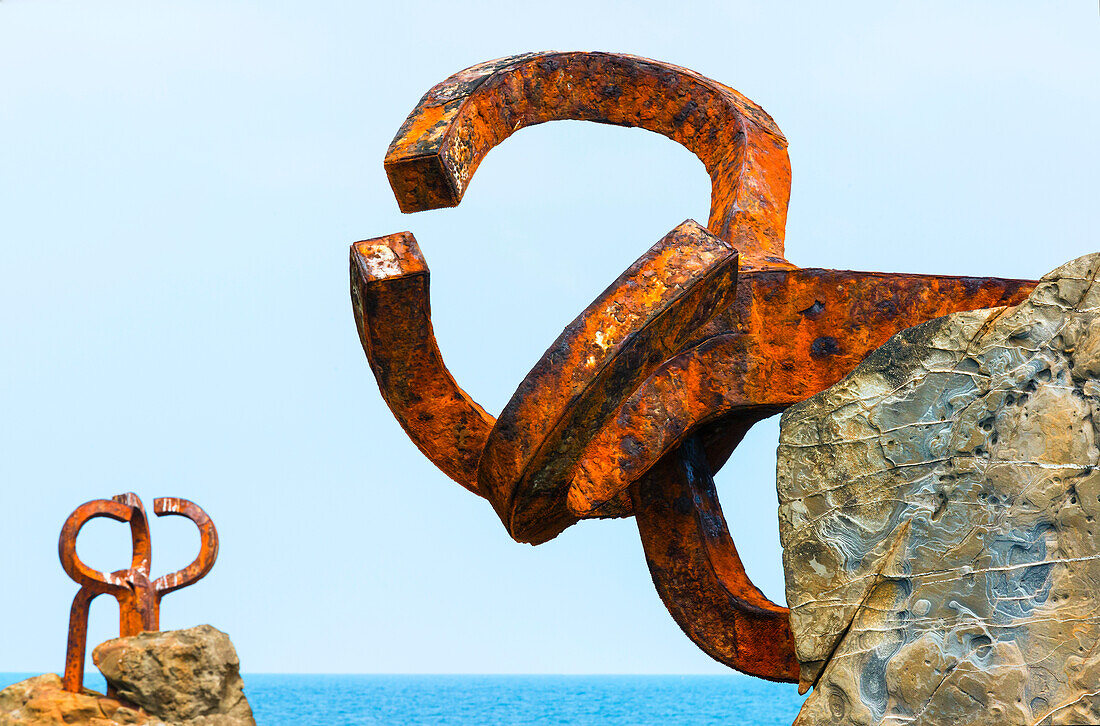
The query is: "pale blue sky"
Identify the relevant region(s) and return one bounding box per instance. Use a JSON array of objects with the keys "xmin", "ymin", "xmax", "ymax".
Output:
[{"xmin": 1, "ymin": 1, "xmax": 1097, "ymax": 676}]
